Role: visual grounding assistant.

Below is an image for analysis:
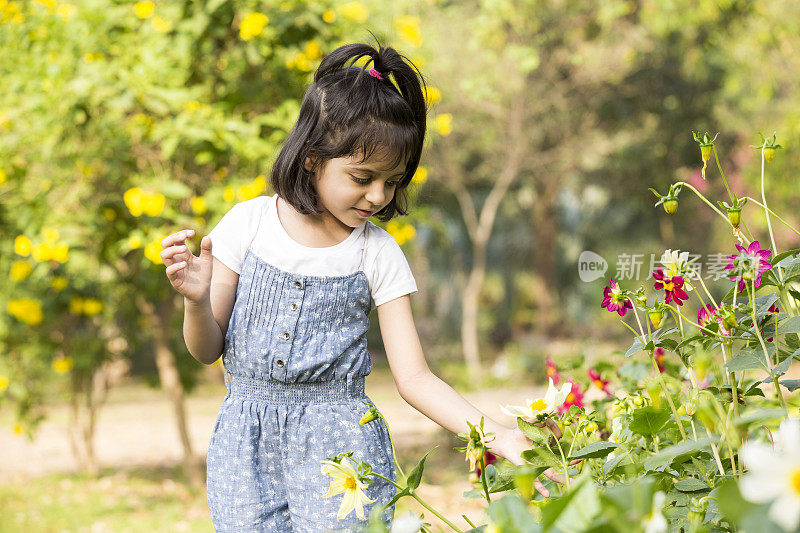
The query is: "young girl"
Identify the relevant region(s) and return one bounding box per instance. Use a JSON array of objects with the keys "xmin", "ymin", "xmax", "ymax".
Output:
[{"xmin": 162, "ymin": 41, "xmax": 562, "ymax": 532}]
